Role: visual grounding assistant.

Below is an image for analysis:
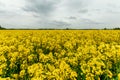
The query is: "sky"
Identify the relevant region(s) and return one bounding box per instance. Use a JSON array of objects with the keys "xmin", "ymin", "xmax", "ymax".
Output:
[{"xmin": 0, "ymin": 0, "xmax": 120, "ymax": 29}]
